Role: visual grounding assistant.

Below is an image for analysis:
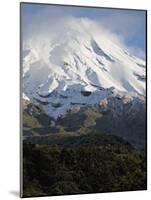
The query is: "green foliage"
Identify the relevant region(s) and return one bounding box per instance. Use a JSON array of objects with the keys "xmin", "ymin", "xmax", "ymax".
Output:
[
  {"xmin": 22, "ymin": 103, "xmax": 146, "ymax": 197},
  {"xmin": 23, "ymin": 104, "xmax": 59, "ymax": 137},
  {"xmin": 23, "ymin": 136, "xmax": 147, "ymax": 197},
  {"xmin": 58, "ymin": 112, "xmax": 86, "ymax": 132},
  {"xmin": 23, "ymin": 103, "xmax": 146, "ymax": 148}
]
